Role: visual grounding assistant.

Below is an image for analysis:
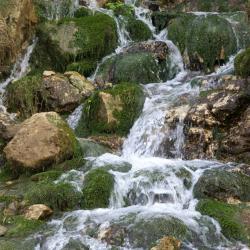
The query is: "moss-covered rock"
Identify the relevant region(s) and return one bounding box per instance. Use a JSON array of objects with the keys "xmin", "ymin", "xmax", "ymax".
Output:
[
  {"xmin": 6, "ymin": 72, "xmax": 95, "ymax": 119},
  {"xmin": 193, "ymin": 169, "xmax": 250, "ymax": 202},
  {"xmin": 82, "ymin": 169, "xmax": 114, "ymax": 209},
  {"xmin": 235, "ymin": 48, "xmax": 250, "ymax": 77},
  {"xmin": 30, "ymin": 12, "xmax": 118, "ymax": 74},
  {"xmin": 126, "ymin": 18, "xmax": 152, "ymax": 42},
  {"xmin": 76, "ymin": 83, "xmax": 145, "ymax": 136},
  {"xmin": 25, "ymin": 182, "xmax": 82, "ymax": 211},
  {"xmin": 168, "ymin": 14, "xmax": 238, "ymax": 72},
  {"xmin": 127, "ymin": 216, "xmax": 187, "ymax": 248},
  {"xmin": 66, "ymin": 60, "xmax": 97, "ymax": 77},
  {"xmin": 96, "ymin": 52, "xmax": 170, "ymax": 84},
  {"xmin": 4, "ymin": 112, "xmax": 81, "ymax": 173},
  {"xmin": 197, "ymin": 199, "xmax": 250, "ymax": 244}
]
